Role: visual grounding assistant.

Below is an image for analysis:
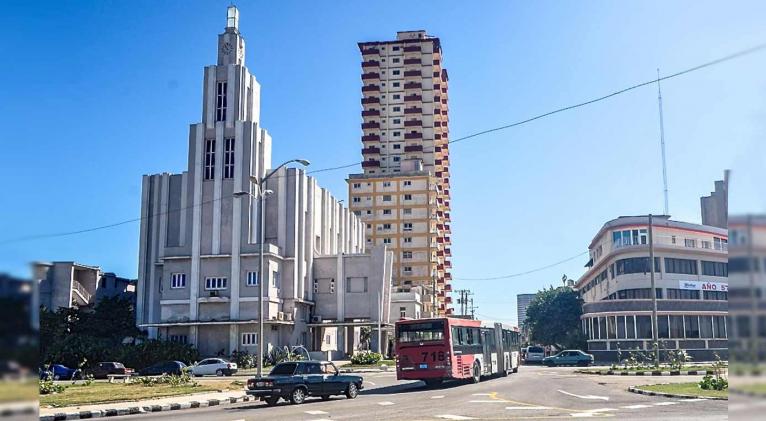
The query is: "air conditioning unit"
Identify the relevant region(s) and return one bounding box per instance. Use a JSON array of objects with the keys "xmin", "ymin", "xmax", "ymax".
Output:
[
  {"xmin": 209, "ymin": 291, "xmax": 219, "ymax": 297},
  {"xmin": 286, "ymin": 313, "xmax": 294, "ymax": 321},
  {"xmin": 277, "ymin": 312, "xmax": 285, "ymax": 321},
  {"xmin": 311, "ymin": 316, "xmax": 323, "ymax": 323}
]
